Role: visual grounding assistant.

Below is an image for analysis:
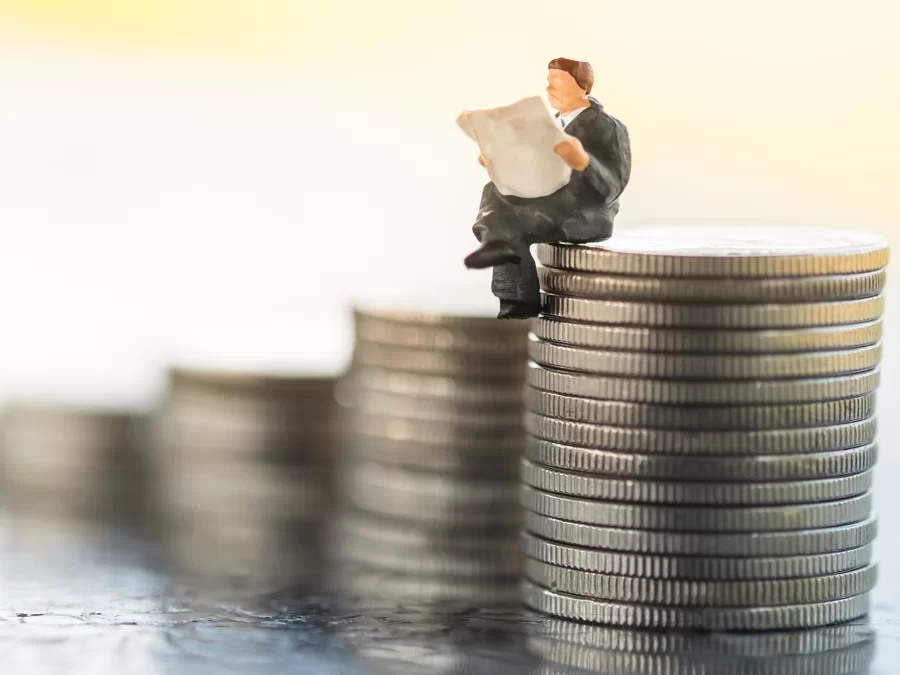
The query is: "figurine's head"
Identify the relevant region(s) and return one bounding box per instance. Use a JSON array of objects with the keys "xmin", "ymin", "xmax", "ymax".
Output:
[{"xmin": 546, "ymin": 58, "xmax": 593, "ymax": 112}]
